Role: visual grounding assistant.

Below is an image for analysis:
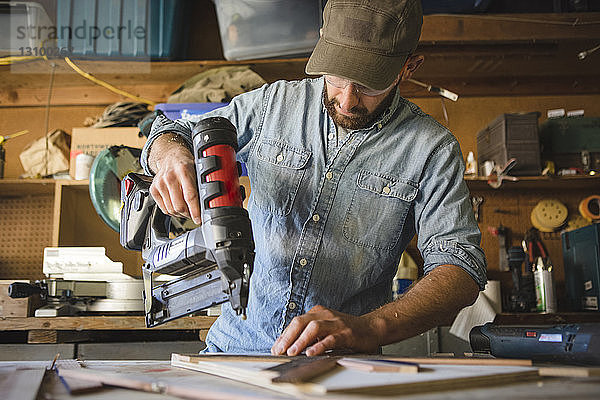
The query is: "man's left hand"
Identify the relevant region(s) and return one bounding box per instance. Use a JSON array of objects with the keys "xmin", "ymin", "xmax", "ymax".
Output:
[{"xmin": 270, "ymin": 305, "xmax": 380, "ymax": 356}]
